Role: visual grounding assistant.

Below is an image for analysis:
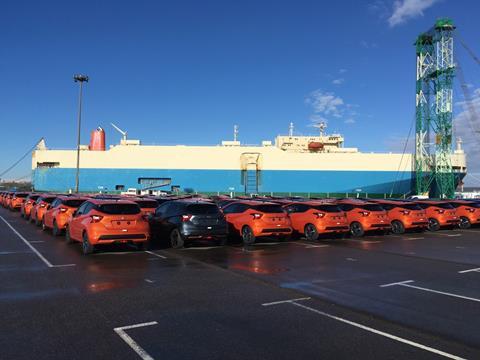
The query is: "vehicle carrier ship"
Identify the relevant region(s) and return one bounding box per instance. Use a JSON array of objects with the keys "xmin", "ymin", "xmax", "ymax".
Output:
[{"xmin": 31, "ymin": 124, "xmax": 467, "ymax": 196}]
